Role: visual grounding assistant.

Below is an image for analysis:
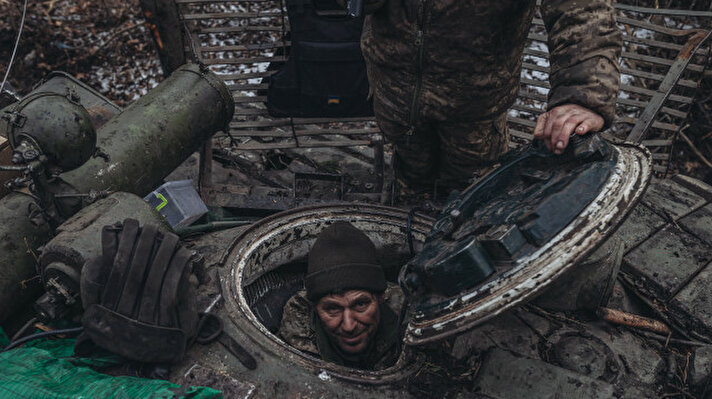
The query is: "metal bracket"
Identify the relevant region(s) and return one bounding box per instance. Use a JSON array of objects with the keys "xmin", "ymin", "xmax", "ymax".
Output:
[
  {"xmin": 3, "ymin": 110, "xmax": 27, "ymax": 128},
  {"xmin": 627, "ymin": 29, "xmax": 712, "ymax": 144}
]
